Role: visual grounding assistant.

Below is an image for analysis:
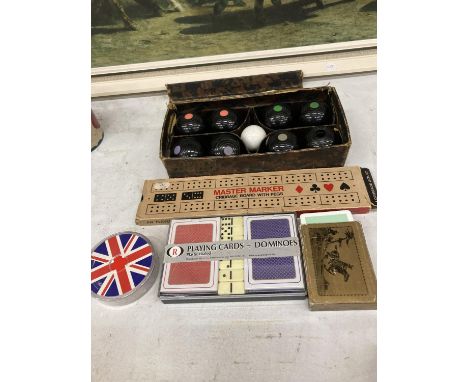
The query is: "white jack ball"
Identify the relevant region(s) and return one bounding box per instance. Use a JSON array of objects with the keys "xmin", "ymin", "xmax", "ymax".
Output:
[{"xmin": 240, "ymin": 125, "xmax": 267, "ymax": 152}]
